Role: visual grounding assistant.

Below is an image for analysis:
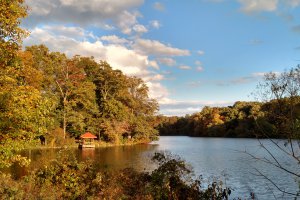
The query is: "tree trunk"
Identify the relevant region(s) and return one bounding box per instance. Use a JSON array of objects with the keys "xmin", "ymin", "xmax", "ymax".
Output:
[{"xmin": 63, "ymin": 97, "xmax": 67, "ymax": 139}]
